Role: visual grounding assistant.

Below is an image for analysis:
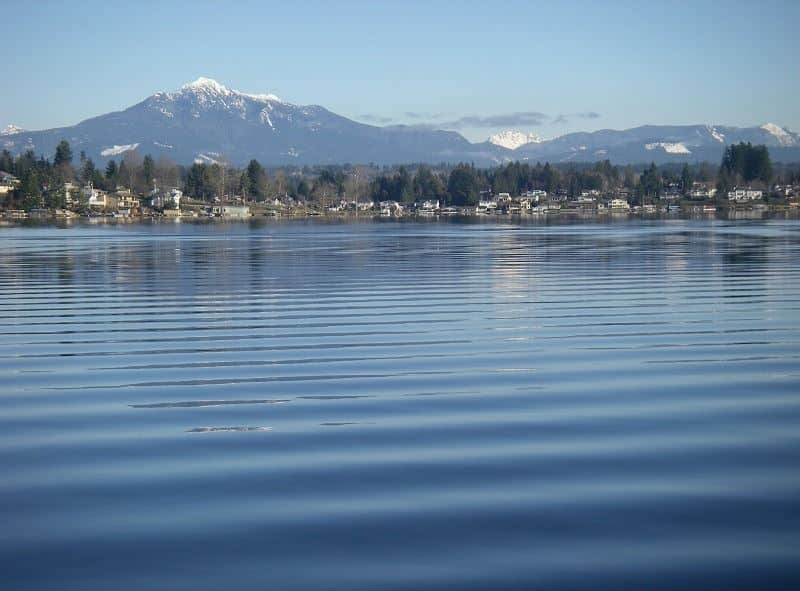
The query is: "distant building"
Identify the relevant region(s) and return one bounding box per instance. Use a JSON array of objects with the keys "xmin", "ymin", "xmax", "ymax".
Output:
[
  {"xmin": 524, "ymin": 189, "xmax": 547, "ymax": 202},
  {"xmin": 0, "ymin": 171, "xmax": 19, "ymax": 195},
  {"xmin": 151, "ymin": 188, "xmax": 182, "ymax": 209},
  {"xmin": 83, "ymin": 184, "xmax": 115, "ymax": 209},
  {"xmin": 728, "ymin": 188, "xmax": 763, "ymax": 202},
  {"xmin": 476, "ymin": 199, "xmax": 497, "ymax": 214},
  {"xmin": 115, "ymin": 191, "xmax": 140, "ymax": 211},
  {"xmin": 379, "ymin": 200, "xmax": 403, "ymax": 216},
  {"xmin": 689, "ymin": 182, "xmax": 717, "ymax": 199},
  {"xmin": 609, "ymin": 198, "xmax": 630, "ymax": 211},
  {"xmin": 219, "ymin": 205, "xmax": 251, "ymax": 218}
]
